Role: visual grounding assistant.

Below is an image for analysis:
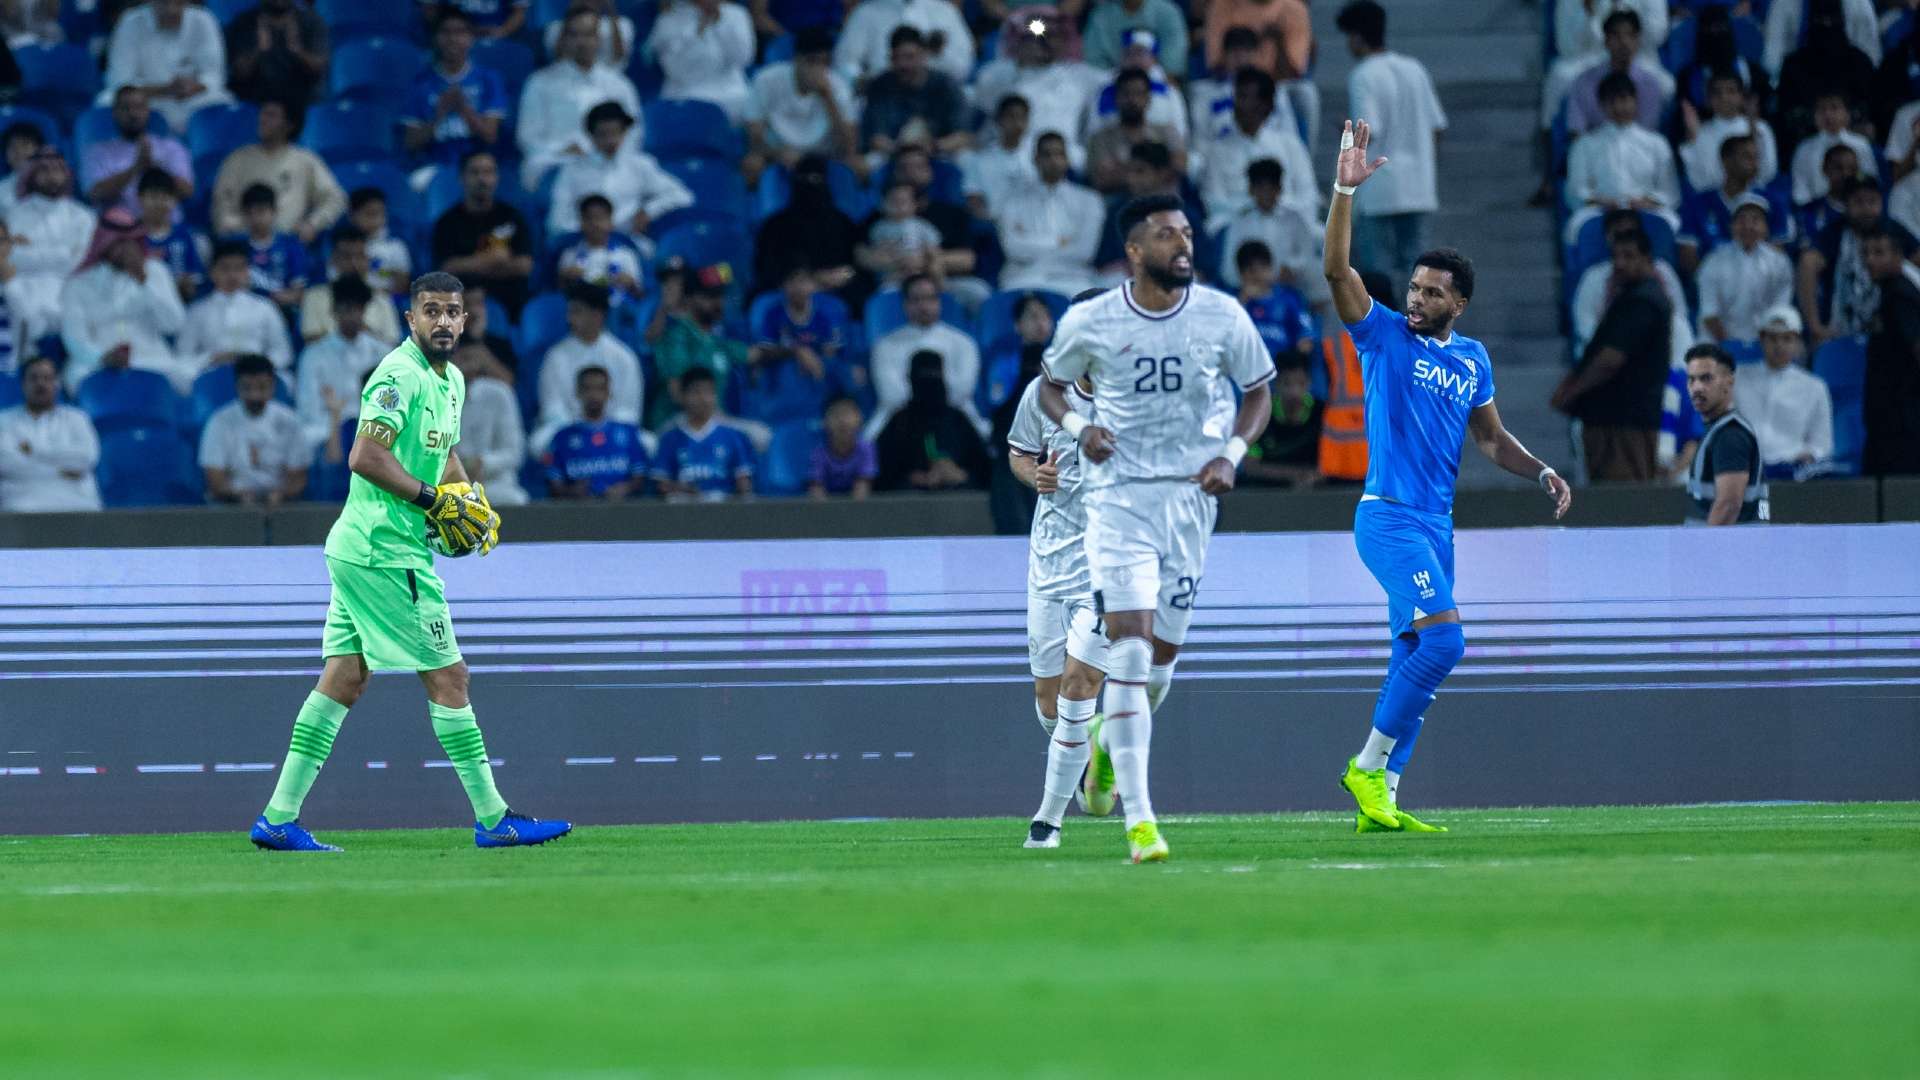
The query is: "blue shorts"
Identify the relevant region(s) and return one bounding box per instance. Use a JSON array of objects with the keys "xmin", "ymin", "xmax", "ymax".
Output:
[{"xmin": 1353, "ymin": 498, "xmax": 1457, "ymax": 638}]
